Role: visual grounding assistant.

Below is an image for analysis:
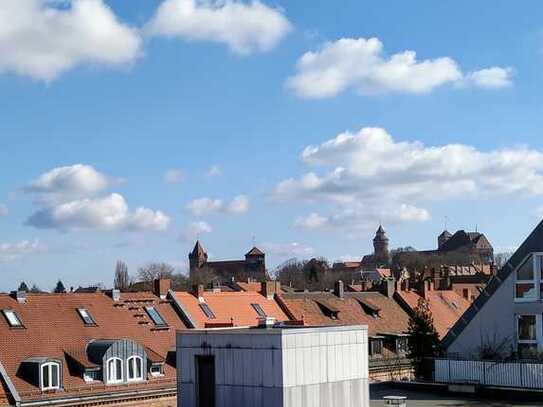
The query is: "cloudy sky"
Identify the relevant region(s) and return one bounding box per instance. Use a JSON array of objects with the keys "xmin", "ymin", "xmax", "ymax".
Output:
[{"xmin": 1, "ymin": 0, "xmax": 542, "ymax": 291}]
